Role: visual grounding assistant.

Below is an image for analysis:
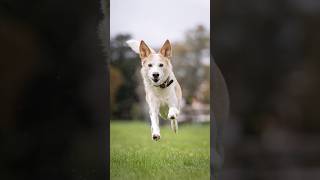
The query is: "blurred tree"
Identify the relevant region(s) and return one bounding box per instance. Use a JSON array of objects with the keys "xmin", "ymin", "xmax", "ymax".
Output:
[
  {"xmin": 110, "ymin": 34, "xmax": 141, "ymax": 119},
  {"xmin": 173, "ymin": 25, "xmax": 210, "ymax": 103},
  {"xmin": 196, "ymin": 65, "xmax": 210, "ymax": 104},
  {"xmin": 109, "ymin": 65, "xmax": 123, "ymax": 113}
]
